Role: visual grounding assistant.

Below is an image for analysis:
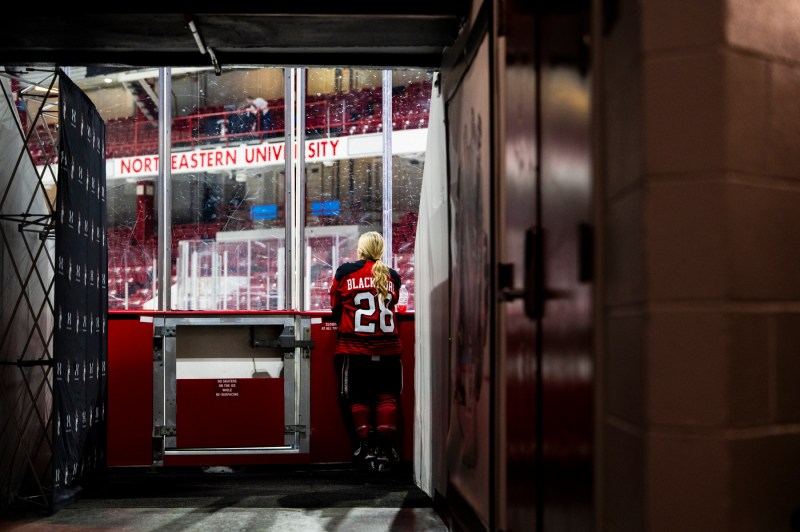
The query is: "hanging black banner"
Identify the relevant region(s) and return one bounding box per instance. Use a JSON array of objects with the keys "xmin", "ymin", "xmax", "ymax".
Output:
[{"xmin": 53, "ymin": 69, "xmax": 108, "ymax": 511}]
